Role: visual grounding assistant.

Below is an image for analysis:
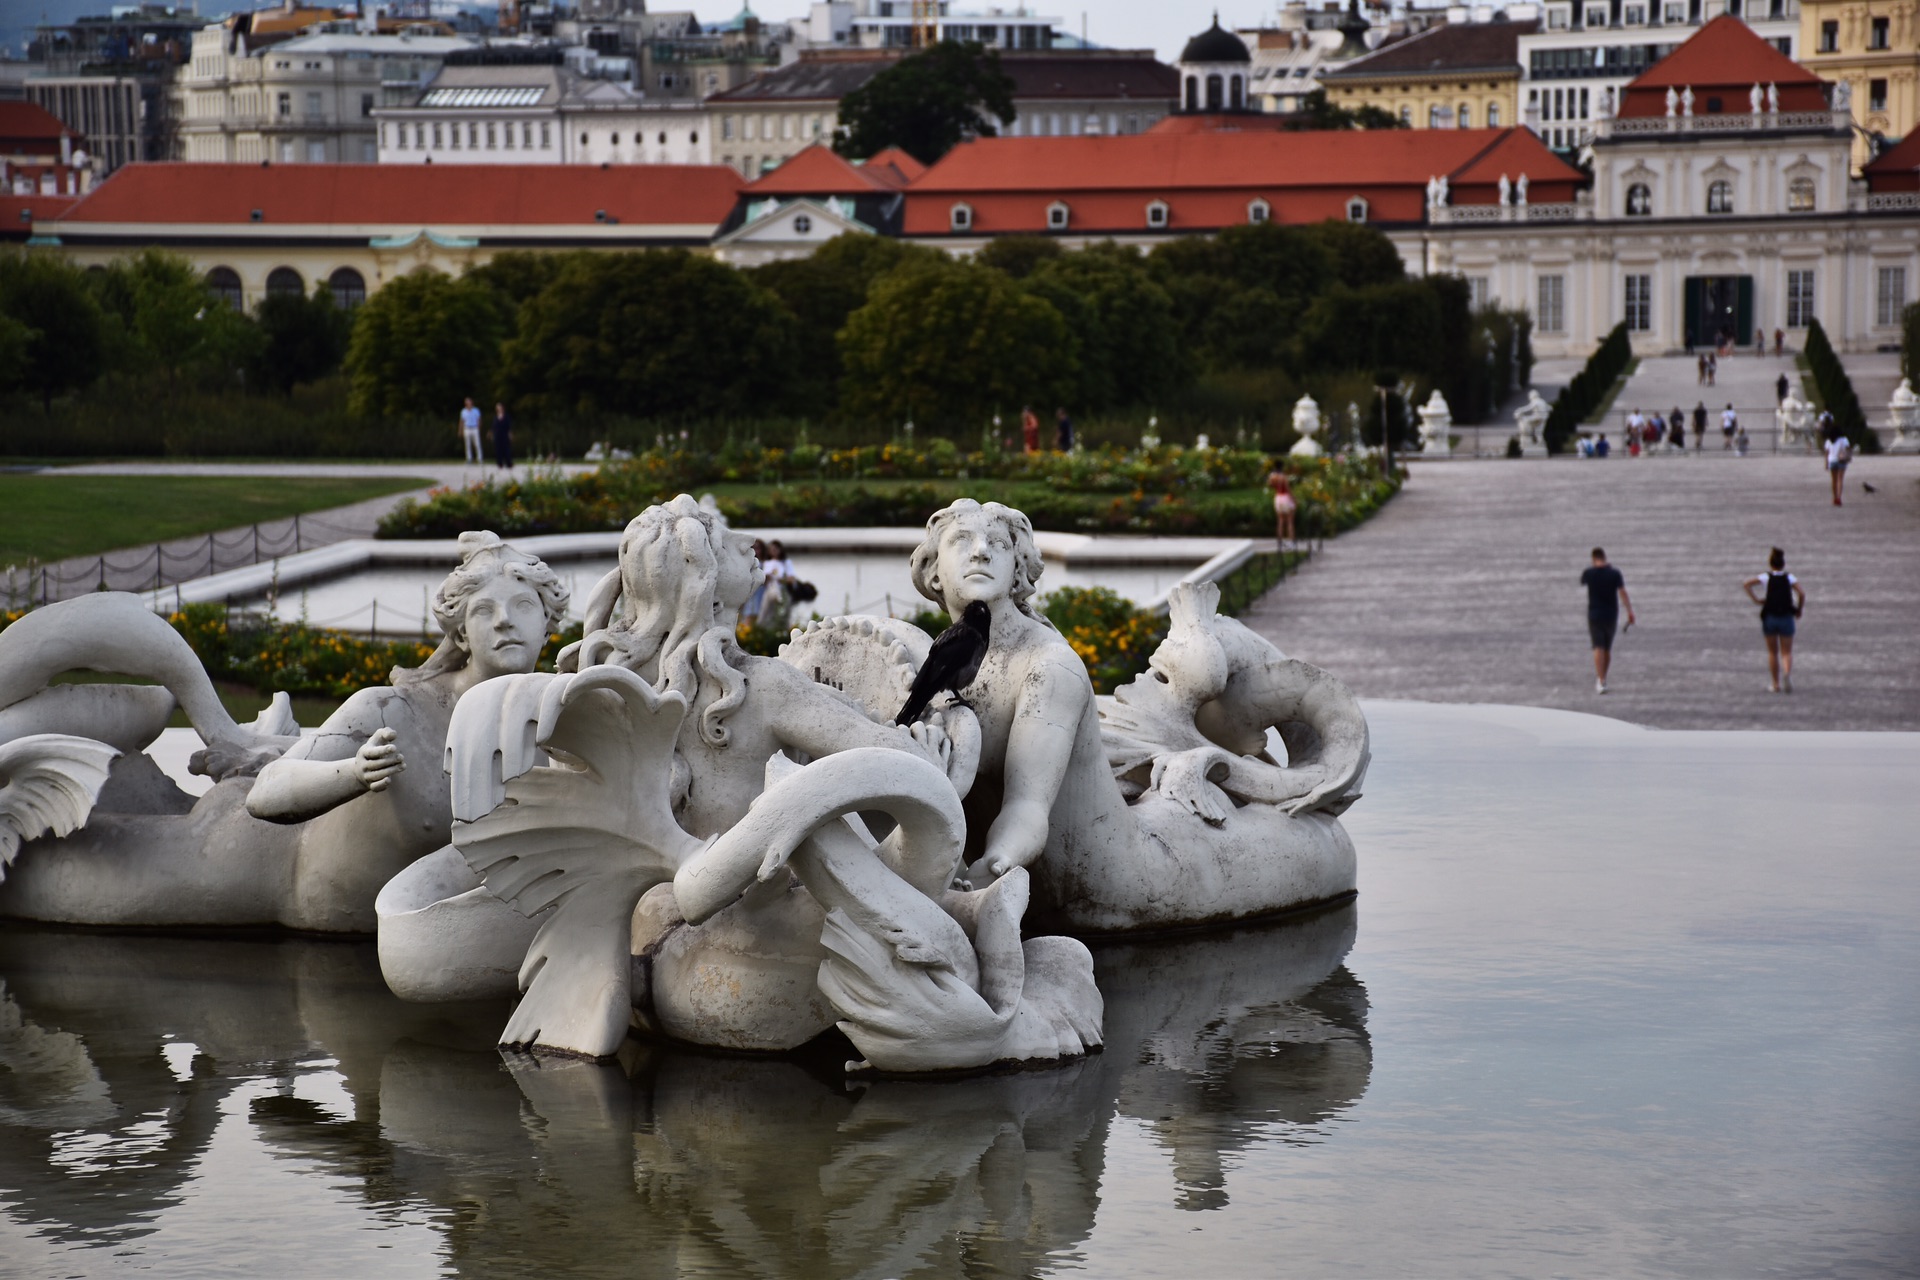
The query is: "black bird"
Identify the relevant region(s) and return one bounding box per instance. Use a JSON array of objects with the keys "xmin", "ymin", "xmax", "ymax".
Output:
[
  {"xmin": 1861, "ymin": 481, "xmax": 1877, "ymax": 494},
  {"xmin": 896, "ymin": 601, "xmax": 992, "ymax": 725}
]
